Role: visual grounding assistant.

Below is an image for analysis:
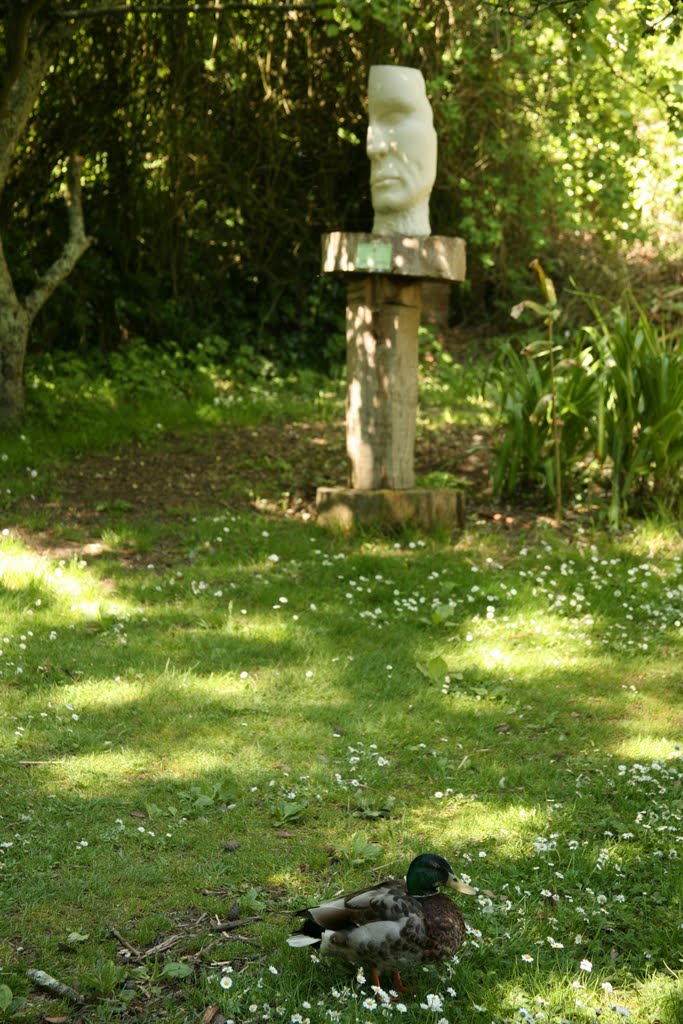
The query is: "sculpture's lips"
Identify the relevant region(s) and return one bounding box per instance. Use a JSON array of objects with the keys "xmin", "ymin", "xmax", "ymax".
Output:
[{"xmin": 372, "ymin": 175, "xmax": 401, "ymax": 186}]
